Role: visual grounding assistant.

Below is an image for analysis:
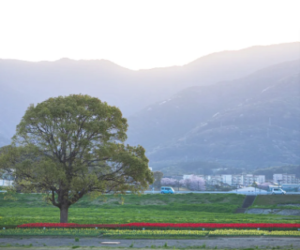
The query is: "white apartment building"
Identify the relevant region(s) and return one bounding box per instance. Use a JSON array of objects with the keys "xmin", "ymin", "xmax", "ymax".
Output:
[
  {"xmin": 232, "ymin": 174, "xmax": 244, "ymax": 186},
  {"xmin": 183, "ymin": 174, "xmax": 193, "ymax": 180},
  {"xmin": 273, "ymin": 174, "xmax": 297, "ymax": 184},
  {"xmin": 183, "ymin": 173, "xmax": 265, "ymax": 186},
  {"xmin": 240, "ymin": 174, "xmax": 265, "ymax": 185},
  {"xmin": 221, "ymin": 175, "xmax": 232, "ymax": 185},
  {"xmin": 183, "ymin": 174, "xmax": 205, "ymax": 180},
  {"xmin": 207, "ymin": 174, "xmax": 265, "ymax": 186},
  {"xmin": 254, "ymin": 175, "xmax": 266, "ymax": 184},
  {"xmin": 207, "ymin": 175, "xmax": 222, "ymax": 185},
  {"xmin": 0, "ymin": 171, "xmax": 14, "ymax": 187},
  {"xmin": 205, "ymin": 175, "xmax": 232, "ymax": 185},
  {"xmin": 242, "ymin": 174, "xmax": 254, "ymax": 186},
  {"xmin": 0, "ymin": 179, "xmax": 13, "ymax": 187}
]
